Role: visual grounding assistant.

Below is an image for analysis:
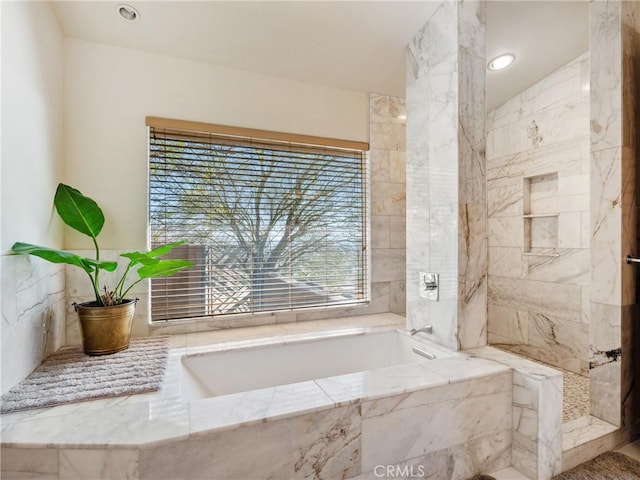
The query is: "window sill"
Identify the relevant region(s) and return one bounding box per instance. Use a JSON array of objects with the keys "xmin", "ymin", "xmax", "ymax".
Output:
[
  {"xmin": 149, "ymin": 312, "xmax": 406, "ymax": 347},
  {"xmin": 147, "ymin": 301, "xmax": 393, "ymax": 336}
]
